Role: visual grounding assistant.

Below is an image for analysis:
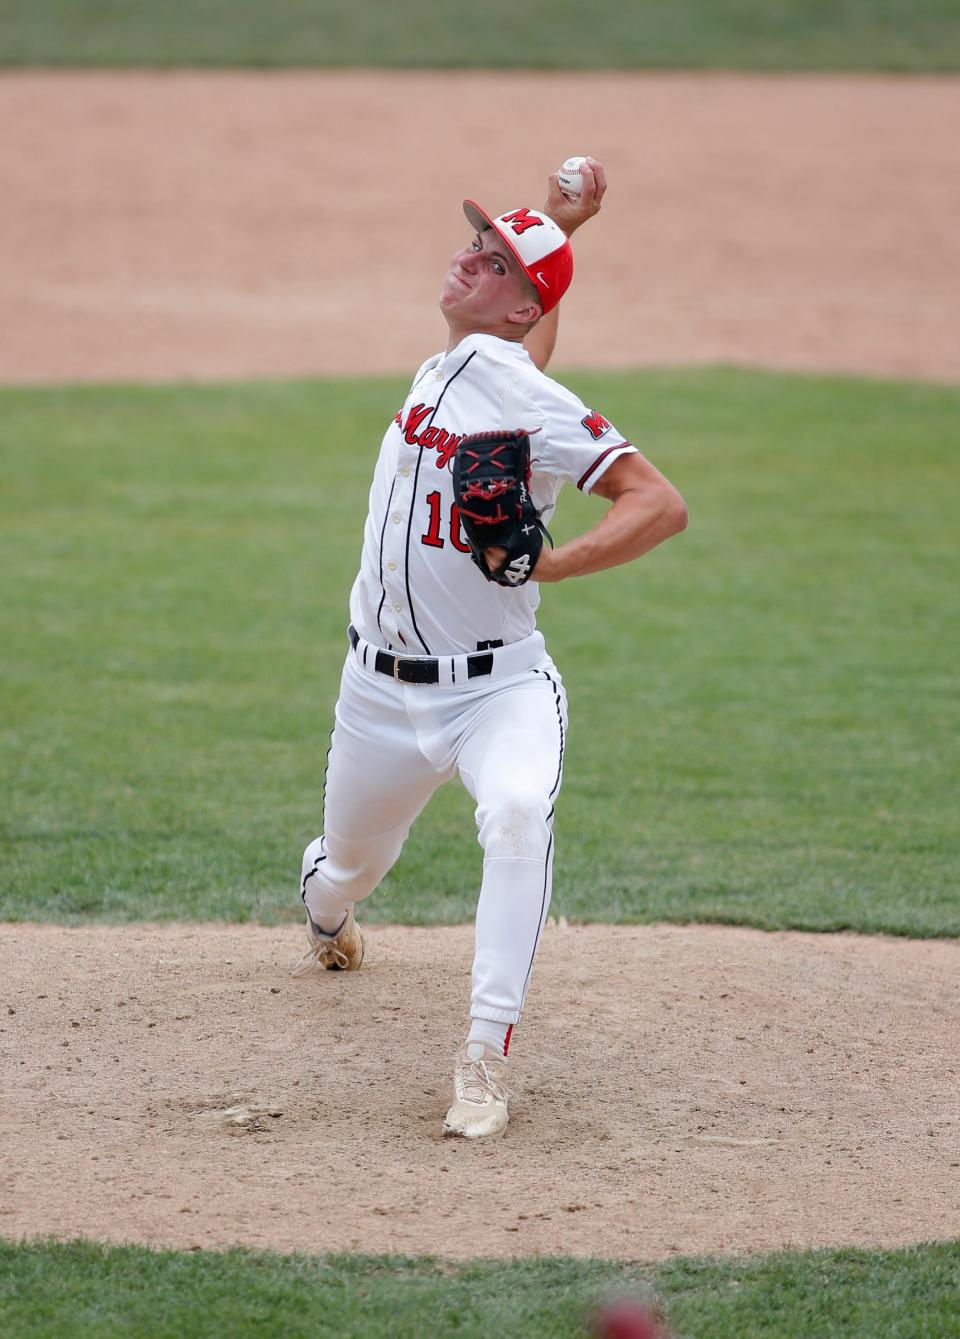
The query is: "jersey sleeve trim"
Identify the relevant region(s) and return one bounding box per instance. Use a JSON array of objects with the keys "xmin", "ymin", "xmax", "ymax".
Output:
[{"xmin": 577, "ymin": 443, "xmax": 636, "ymax": 492}]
